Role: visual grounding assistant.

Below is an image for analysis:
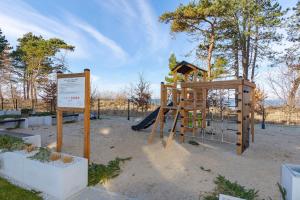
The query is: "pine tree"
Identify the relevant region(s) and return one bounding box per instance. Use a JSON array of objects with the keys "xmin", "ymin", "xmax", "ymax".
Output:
[{"xmin": 165, "ymin": 53, "xmax": 177, "ymax": 83}]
